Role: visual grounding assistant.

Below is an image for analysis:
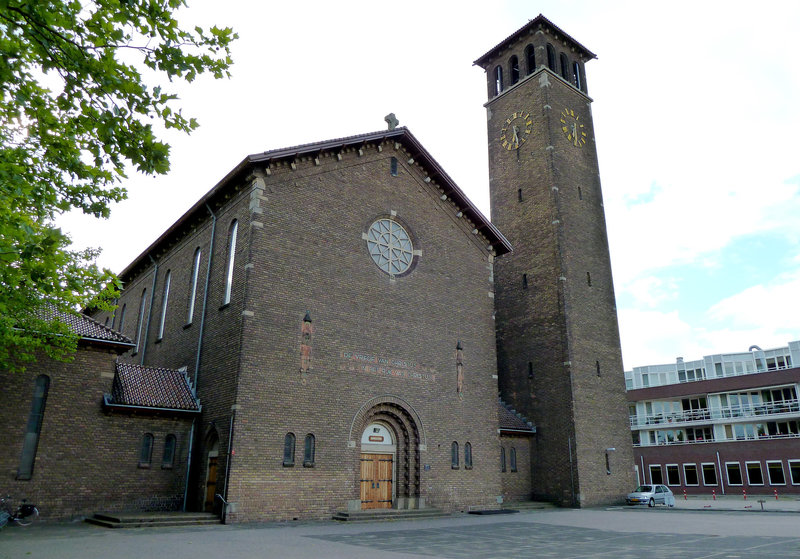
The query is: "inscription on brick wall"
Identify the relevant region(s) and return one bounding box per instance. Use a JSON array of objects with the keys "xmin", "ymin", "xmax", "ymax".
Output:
[{"xmin": 340, "ymin": 351, "xmax": 437, "ymax": 381}]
